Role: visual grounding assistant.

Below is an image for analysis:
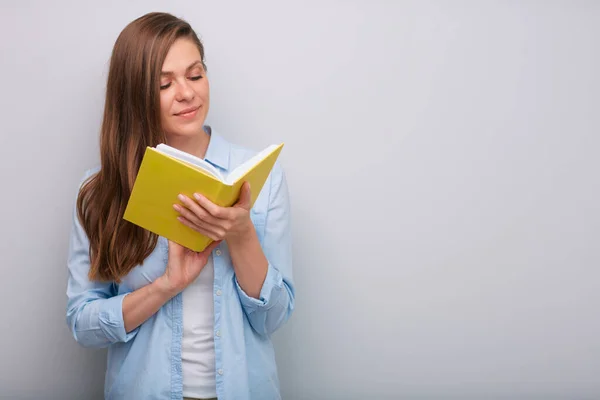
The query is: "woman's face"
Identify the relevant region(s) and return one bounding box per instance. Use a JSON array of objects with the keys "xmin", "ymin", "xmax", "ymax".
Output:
[{"xmin": 159, "ymin": 38, "xmax": 210, "ymax": 139}]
